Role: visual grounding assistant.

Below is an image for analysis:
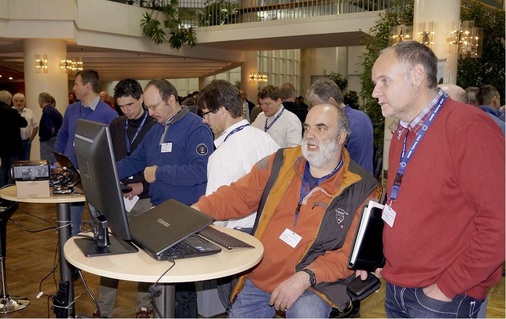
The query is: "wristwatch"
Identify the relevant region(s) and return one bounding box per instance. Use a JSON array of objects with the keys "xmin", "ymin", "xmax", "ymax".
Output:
[{"xmin": 302, "ymin": 269, "xmax": 317, "ymax": 287}]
